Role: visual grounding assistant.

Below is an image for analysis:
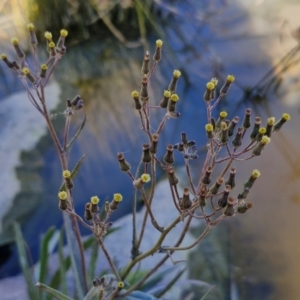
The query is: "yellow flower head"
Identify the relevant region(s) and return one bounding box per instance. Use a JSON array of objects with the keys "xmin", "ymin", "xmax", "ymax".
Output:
[
  {"xmin": 11, "ymin": 38, "xmax": 19, "ymax": 45},
  {"xmin": 60, "ymin": 29, "xmax": 68, "ymax": 37},
  {"xmin": 90, "ymin": 196, "xmax": 100, "ymax": 204},
  {"xmin": 41, "ymin": 64, "xmax": 48, "ymax": 70},
  {"xmin": 62, "ymin": 170, "xmax": 71, "ymax": 178},
  {"xmin": 206, "ymin": 82, "xmax": 215, "ymax": 90},
  {"xmin": 117, "ymin": 281, "xmax": 125, "ymax": 289},
  {"xmin": 261, "ymin": 136, "xmax": 270, "ymax": 145},
  {"xmin": 252, "ymin": 169, "xmax": 261, "ymax": 178},
  {"xmin": 282, "ymin": 113, "xmax": 290, "ymax": 121},
  {"xmin": 258, "ymin": 127, "xmax": 266, "ymax": 134},
  {"xmin": 44, "ymin": 31, "xmax": 52, "ymax": 40},
  {"xmin": 211, "ymin": 77, "xmax": 218, "ymax": 86},
  {"xmin": 205, "ymin": 124, "xmax": 213, "ymax": 132},
  {"xmin": 164, "ymin": 90, "xmax": 171, "ymax": 97},
  {"xmin": 267, "ymin": 117, "xmax": 275, "ymax": 125},
  {"xmin": 156, "ymin": 39, "xmax": 163, "ymax": 47},
  {"xmin": 220, "ymin": 111, "xmax": 228, "ymax": 118},
  {"xmin": 170, "ymin": 94, "xmax": 179, "ymax": 102},
  {"xmin": 58, "ymin": 191, "xmax": 68, "ymax": 200},
  {"xmin": 49, "ymin": 42, "xmax": 55, "ymax": 48},
  {"xmin": 22, "ymin": 68, "xmax": 30, "ymax": 75},
  {"xmin": 221, "ymin": 122, "xmax": 227, "ymax": 130},
  {"xmin": 27, "ymin": 23, "xmax": 35, "ymax": 31},
  {"xmin": 1, "ymin": 54, "xmax": 7, "ymax": 59},
  {"xmin": 113, "ymin": 193, "xmax": 123, "ymax": 202},
  {"xmin": 173, "ymin": 70, "xmax": 181, "ymax": 78},
  {"xmin": 131, "ymin": 90, "xmax": 139, "ymax": 98},
  {"xmin": 141, "ymin": 173, "xmax": 151, "ymax": 183},
  {"xmin": 227, "ymin": 75, "xmax": 235, "ymax": 82}
]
